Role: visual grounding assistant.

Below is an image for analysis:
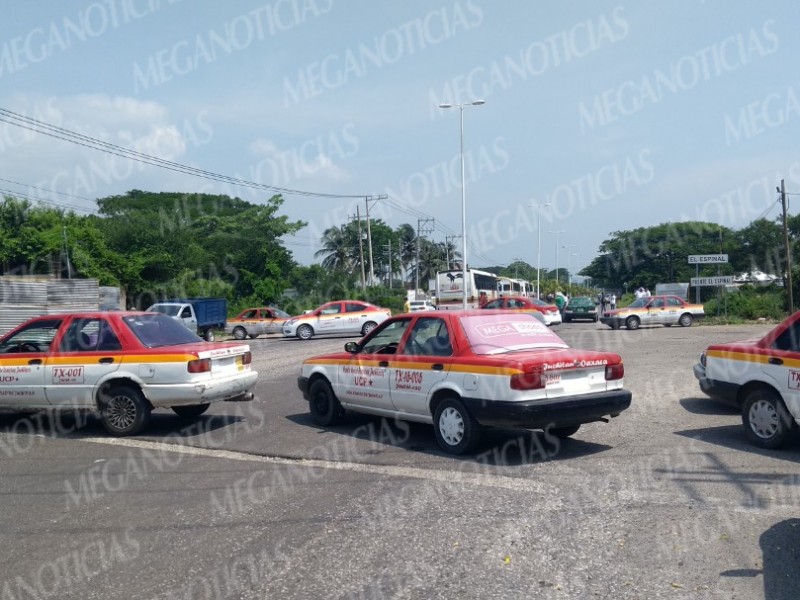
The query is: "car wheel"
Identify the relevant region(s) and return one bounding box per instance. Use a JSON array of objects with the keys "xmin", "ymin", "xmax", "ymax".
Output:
[
  {"xmin": 309, "ymin": 379, "xmax": 343, "ymax": 426},
  {"xmin": 433, "ymin": 398, "xmax": 481, "ymax": 455},
  {"xmin": 172, "ymin": 403, "xmax": 211, "ymax": 418},
  {"xmin": 742, "ymin": 389, "xmax": 796, "ymax": 449},
  {"xmin": 204, "ymin": 329, "xmax": 216, "ymax": 342},
  {"xmin": 625, "ymin": 316, "xmax": 640, "ymax": 331},
  {"xmin": 563, "ymin": 316, "xmax": 571, "ymax": 323},
  {"xmin": 549, "ymin": 424, "xmax": 580, "ymax": 438},
  {"xmin": 232, "ymin": 326, "xmax": 247, "ymax": 340},
  {"xmin": 678, "ymin": 313, "xmax": 694, "ymax": 327},
  {"xmin": 297, "ymin": 324, "xmax": 314, "ymax": 340},
  {"xmin": 99, "ymin": 385, "xmax": 151, "ymax": 436},
  {"xmin": 361, "ymin": 321, "xmax": 378, "ymax": 336}
]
